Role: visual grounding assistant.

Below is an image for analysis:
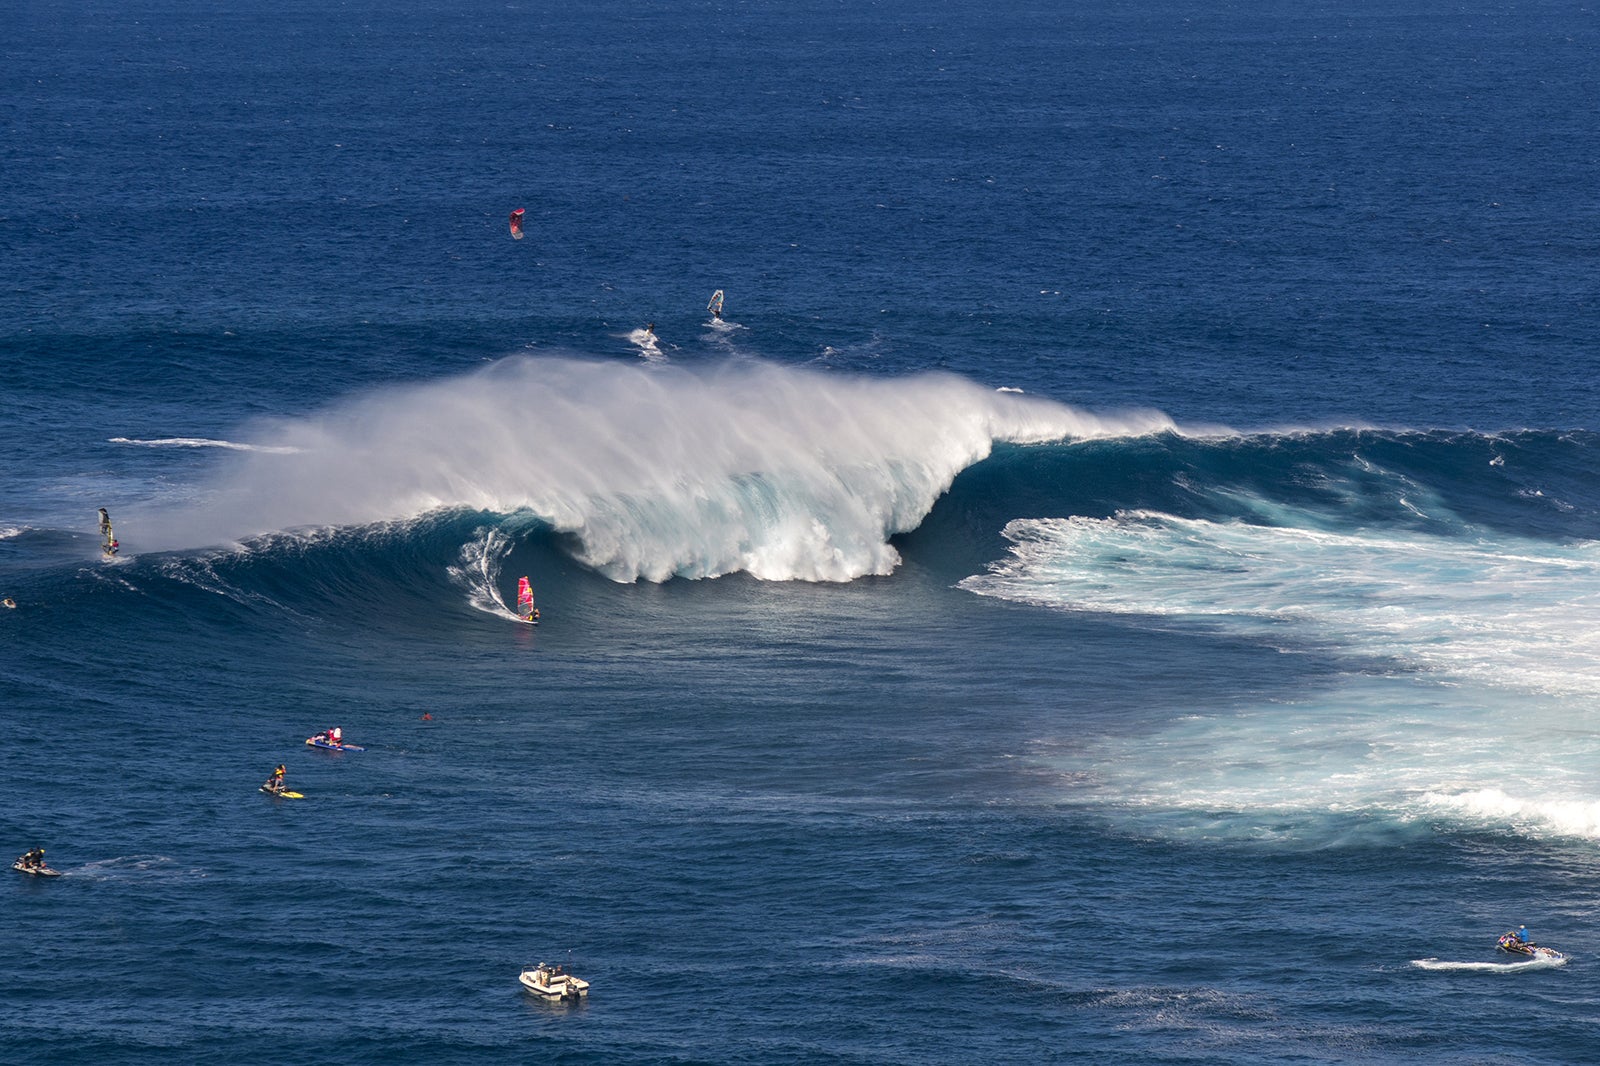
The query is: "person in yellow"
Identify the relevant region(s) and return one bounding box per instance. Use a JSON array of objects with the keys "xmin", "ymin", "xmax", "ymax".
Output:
[{"xmin": 263, "ymin": 764, "xmax": 287, "ymax": 795}]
